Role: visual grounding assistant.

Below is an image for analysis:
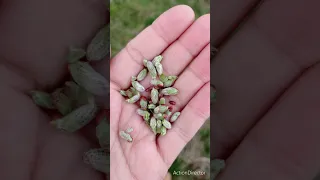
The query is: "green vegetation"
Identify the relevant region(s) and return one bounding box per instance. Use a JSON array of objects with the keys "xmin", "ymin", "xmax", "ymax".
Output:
[{"xmin": 110, "ymin": 0, "xmax": 210, "ymax": 56}]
